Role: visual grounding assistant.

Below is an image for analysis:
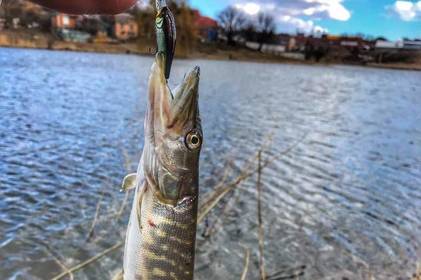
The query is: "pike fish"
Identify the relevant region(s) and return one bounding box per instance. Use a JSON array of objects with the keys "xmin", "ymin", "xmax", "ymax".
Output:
[{"xmin": 122, "ymin": 53, "xmax": 202, "ymax": 280}]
